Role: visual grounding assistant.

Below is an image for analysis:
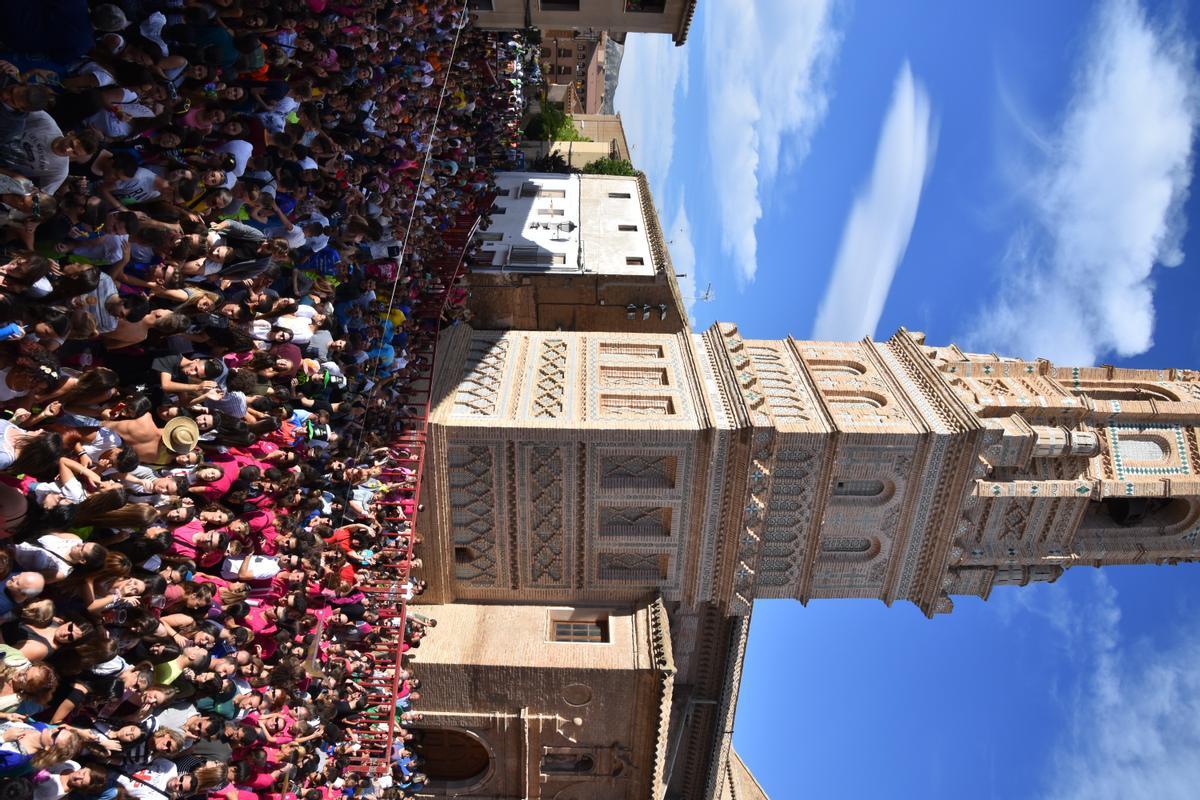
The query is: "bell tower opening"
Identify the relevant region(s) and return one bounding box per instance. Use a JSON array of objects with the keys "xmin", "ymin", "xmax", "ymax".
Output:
[{"xmin": 1098, "ymin": 497, "xmax": 1192, "ymax": 529}]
